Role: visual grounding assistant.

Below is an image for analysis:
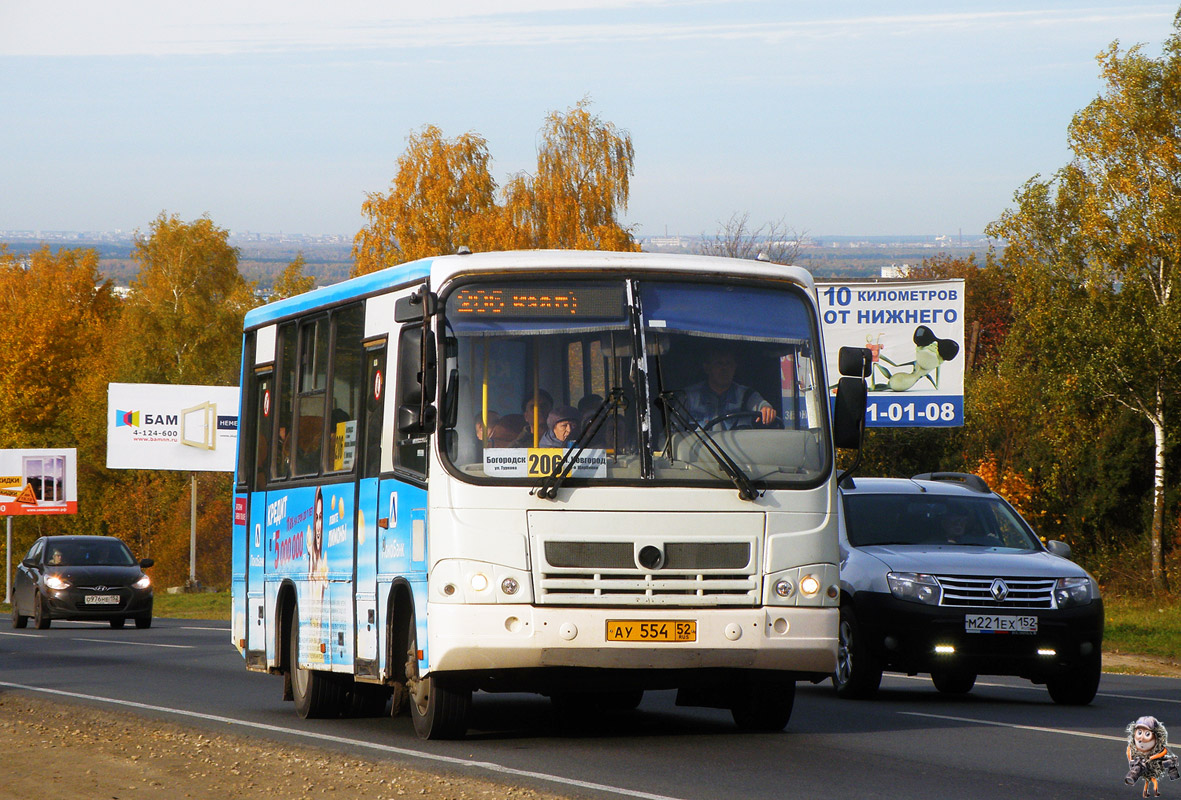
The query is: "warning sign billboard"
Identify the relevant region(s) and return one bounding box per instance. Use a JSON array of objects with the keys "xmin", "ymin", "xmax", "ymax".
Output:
[{"xmin": 0, "ymin": 449, "xmax": 78, "ymax": 516}]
